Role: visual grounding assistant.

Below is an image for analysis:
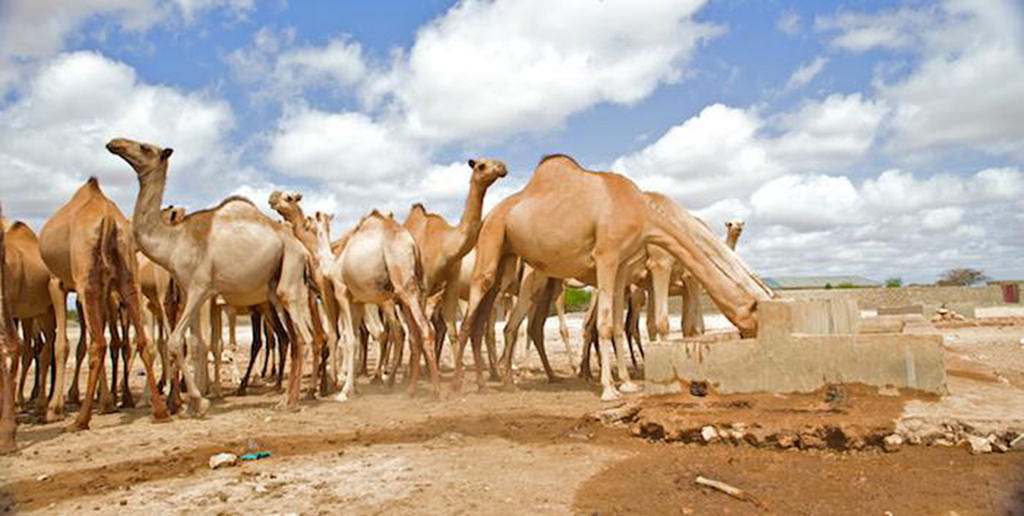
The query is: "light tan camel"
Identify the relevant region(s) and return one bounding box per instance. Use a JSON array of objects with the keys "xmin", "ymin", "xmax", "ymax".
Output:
[
  {"xmin": 106, "ymin": 137, "xmax": 314, "ymax": 413},
  {"xmin": 39, "ymin": 177, "xmax": 167, "ymax": 429},
  {"xmin": 138, "ymin": 205, "xmax": 184, "ymax": 393},
  {"xmin": 0, "ymin": 210, "xmax": 23, "ymax": 453},
  {"xmin": 312, "ymin": 211, "xmax": 439, "ymax": 399},
  {"xmin": 3, "ymin": 220, "xmax": 57, "ymax": 412},
  {"xmin": 646, "ymin": 206, "xmax": 747, "ymax": 342},
  {"xmin": 402, "ymin": 158, "xmax": 507, "ymax": 354},
  {"xmin": 454, "ymin": 155, "xmax": 773, "ymax": 400},
  {"xmin": 269, "ymin": 191, "xmax": 335, "ymax": 396}
]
